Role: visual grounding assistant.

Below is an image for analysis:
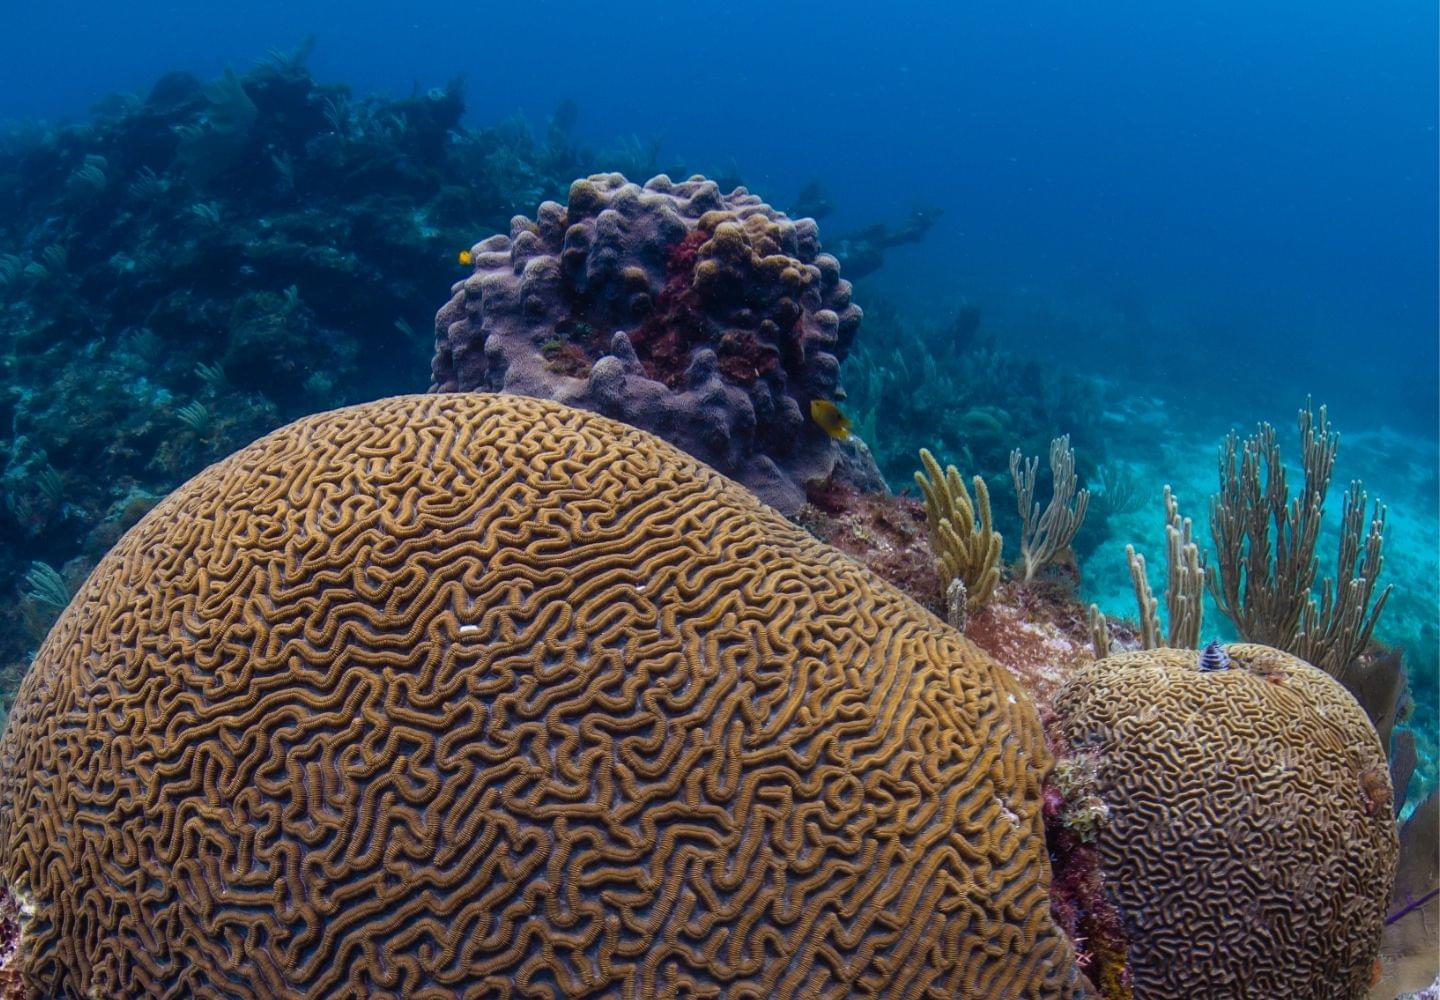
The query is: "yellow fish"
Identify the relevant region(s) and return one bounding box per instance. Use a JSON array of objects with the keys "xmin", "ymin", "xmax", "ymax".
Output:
[
  {"xmin": 457, "ymin": 249, "xmax": 474, "ymax": 266},
  {"xmin": 810, "ymin": 399, "xmax": 853, "ymax": 441}
]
